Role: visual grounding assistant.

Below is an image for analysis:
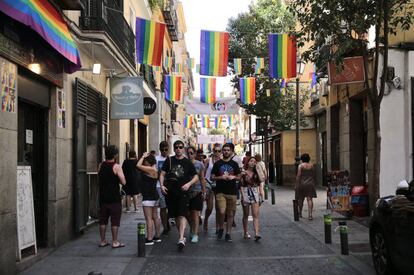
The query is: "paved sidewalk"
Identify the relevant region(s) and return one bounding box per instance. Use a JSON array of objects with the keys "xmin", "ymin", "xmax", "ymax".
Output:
[{"xmin": 19, "ymin": 187, "xmax": 374, "ymax": 275}]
